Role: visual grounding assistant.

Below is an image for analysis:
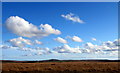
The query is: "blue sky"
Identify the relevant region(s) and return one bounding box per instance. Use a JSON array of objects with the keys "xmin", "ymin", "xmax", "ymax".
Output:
[
  {"xmin": 2, "ymin": 0, "xmax": 120, "ymax": 2},
  {"xmin": 1, "ymin": 2, "xmax": 119, "ymax": 61}
]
